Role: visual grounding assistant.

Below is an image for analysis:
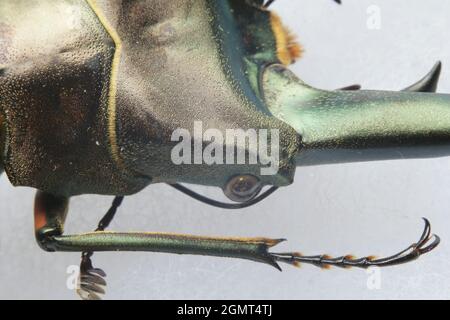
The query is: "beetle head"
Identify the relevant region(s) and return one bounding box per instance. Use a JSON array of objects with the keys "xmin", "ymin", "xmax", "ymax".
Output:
[
  {"xmin": 111, "ymin": 0, "xmax": 301, "ymax": 193},
  {"xmin": 108, "ymin": 0, "xmax": 450, "ymax": 201}
]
